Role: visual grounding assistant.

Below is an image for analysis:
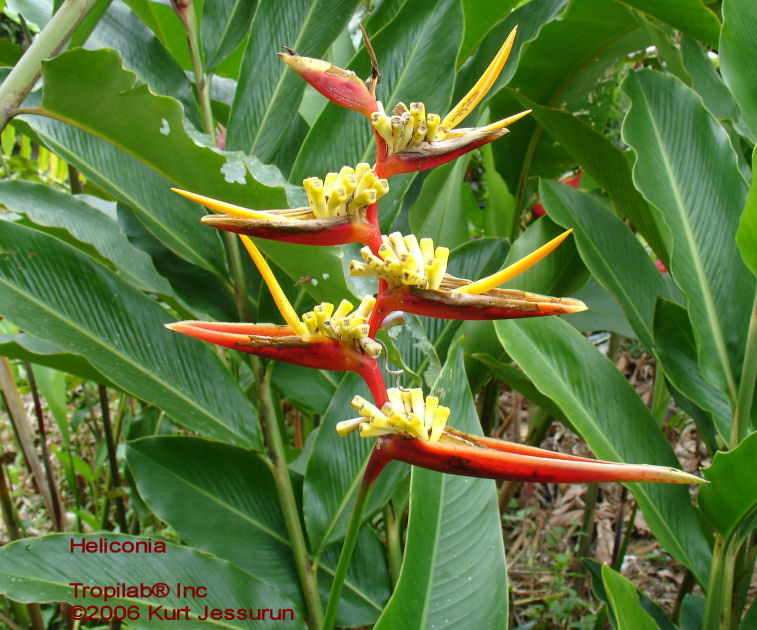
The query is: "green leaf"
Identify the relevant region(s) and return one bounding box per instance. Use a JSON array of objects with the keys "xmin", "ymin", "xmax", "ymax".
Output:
[
  {"xmin": 201, "ymin": 0, "xmax": 257, "ymax": 72},
  {"xmin": 698, "ymin": 431, "xmax": 757, "ymax": 539},
  {"xmin": 126, "ymin": 436, "xmax": 389, "ymax": 624},
  {"xmin": 622, "ymin": 69, "xmax": 755, "ymax": 403},
  {"xmin": 615, "ymin": 0, "xmax": 721, "ymax": 48},
  {"xmin": 459, "ymin": 0, "xmax": 519, "ymax": 64},
  {"xmin": 567, "ymin": 279, "xmax": 636, "ymax": 340},
  {"xmin": 0, "ymin": 181, "xmax": 181, "ymax": 304},
  {"xmin": 736, "ymin": 146, "xmax": 757, "ymax": 277},
  {"xmin": 38, "ymin": 48, "xmax": 289, "ymax": 212},
  {"xmin": 374, "ymin": 339, "xmax": 507, "ymax": 629},
  {"xmin": 408, "ymin": 159, "xmax": 470, "ymax": 250},
  {"xmin": 496, "ymin": 317, "xmax": 712, "ymax": 584},
  {"xmin": 0, "ymin": 533, "xmax": 304, "ymax": 629},
  {"xmin": 540, "ymin": 179, "xmax": 670, "ymax": 351},
  {"xmin": 227, "ymin": 0, "xmax": 360, "ymax": 162},
  {"xmin": 0, "ymin": 221, "xmax": 260, "ymax": 448},
  {"xmin": 292, "ymin": 0, "xmax": 462, "ymax": 180},
  {"xmin": 720, "ymin": 0, "xmax": 757, "ymax": 139},
  {"xmin": 653, "ymin": 299, "xmax": 732, "ymax": 441},
  {"xmin": 601, "ymin": 564, "xmax": 662, "ymax": 630},
  {"xmin": 303, "ymin": 372, "xmax": 407, "ymax": 553},
  {"xmin": 0, "ymin": 332, "xmax": 112, "ymax": 386}
]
